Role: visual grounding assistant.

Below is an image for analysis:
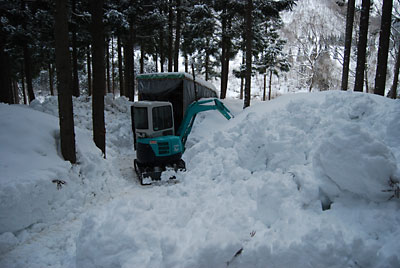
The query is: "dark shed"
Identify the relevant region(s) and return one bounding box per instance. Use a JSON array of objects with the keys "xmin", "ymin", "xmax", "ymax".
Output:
[{"xmin": 137, "ymin": 72, "xmax": 217, "ymax": 132}]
